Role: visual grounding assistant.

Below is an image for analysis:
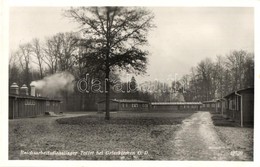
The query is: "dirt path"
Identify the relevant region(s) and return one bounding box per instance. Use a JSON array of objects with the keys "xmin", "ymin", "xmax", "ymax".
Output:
[{"xmin": 172, "ymin": 111, "xmax": 233, "ymax": 160}]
